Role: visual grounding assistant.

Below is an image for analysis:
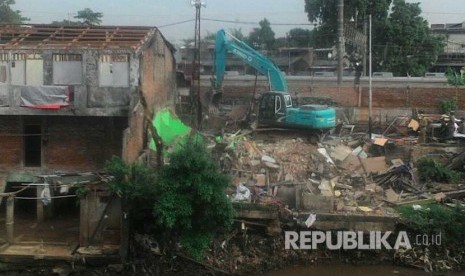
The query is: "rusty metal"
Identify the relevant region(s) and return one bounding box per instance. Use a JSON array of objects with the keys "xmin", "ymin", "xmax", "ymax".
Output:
[{"xmin": 0, "ymin": 24, "xmax": 154, "ymax": 50}]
